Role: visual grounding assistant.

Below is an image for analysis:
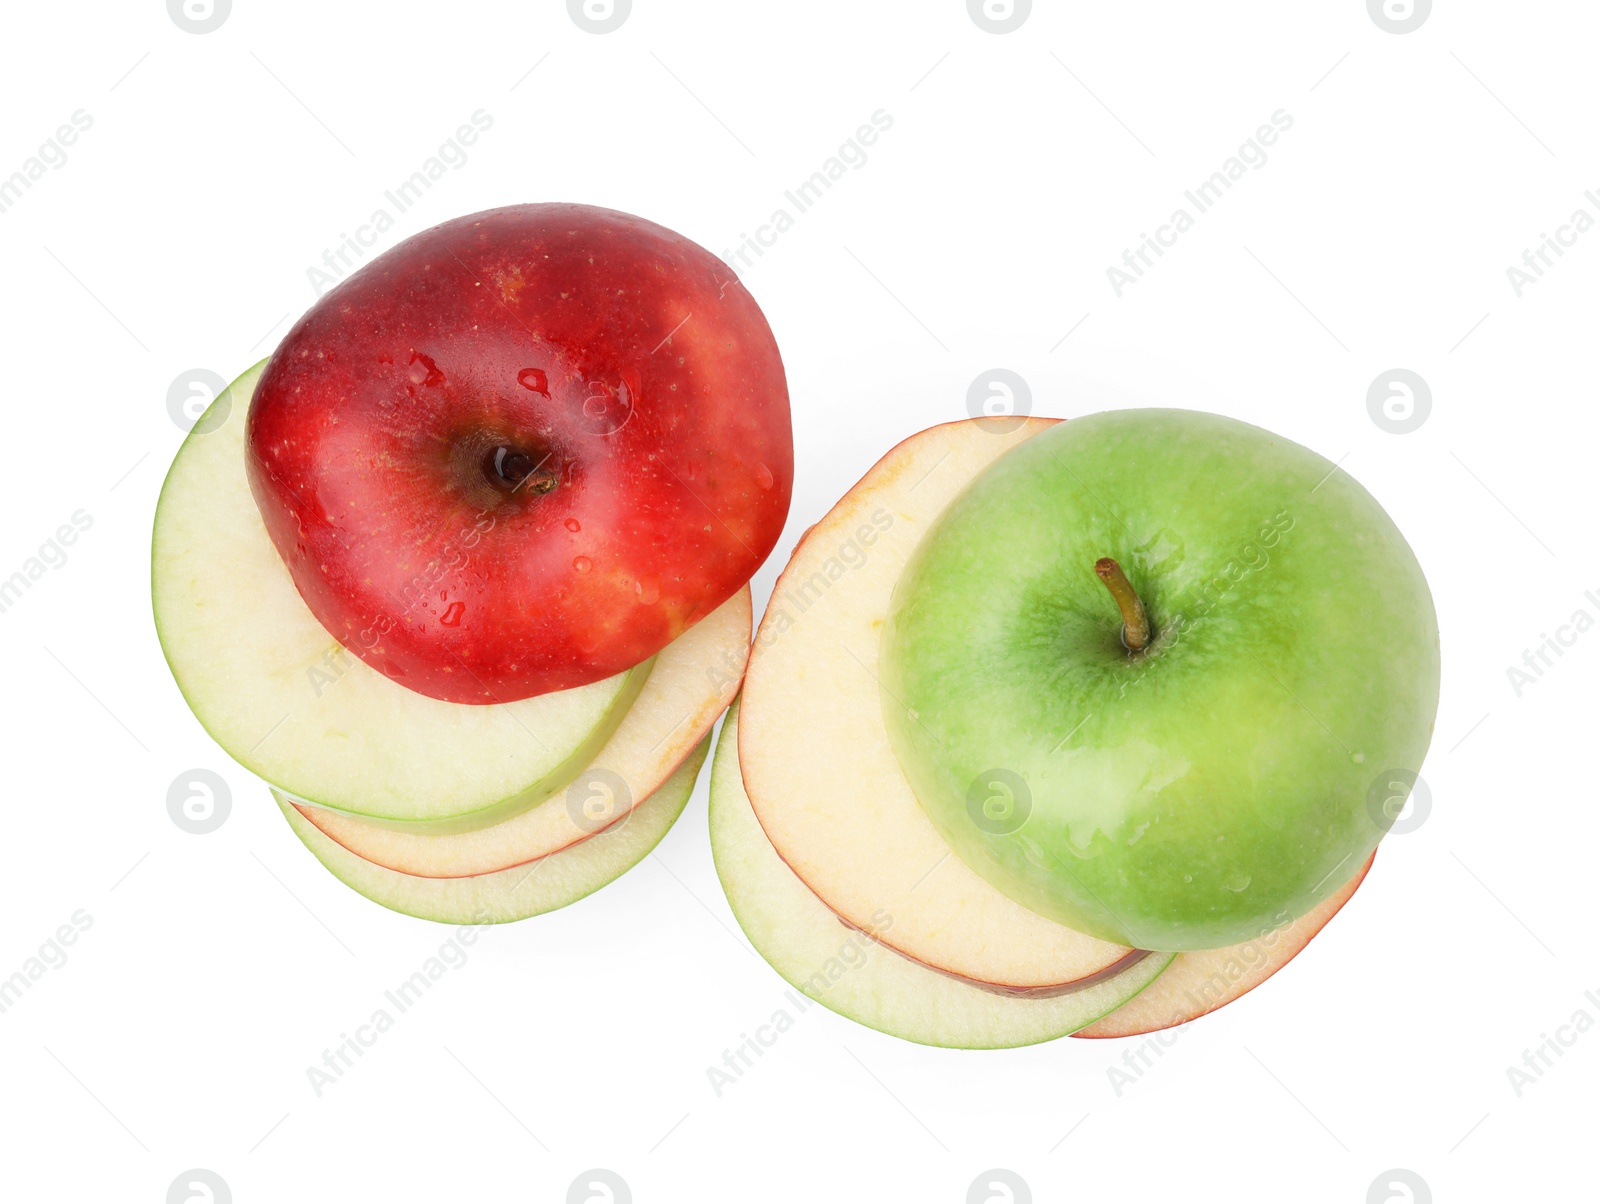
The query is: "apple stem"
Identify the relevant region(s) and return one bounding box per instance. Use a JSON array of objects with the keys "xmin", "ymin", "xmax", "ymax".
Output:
[{"xmin": 1094, "ymin": 558, "xmax": 1149, "ymax": 653}]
